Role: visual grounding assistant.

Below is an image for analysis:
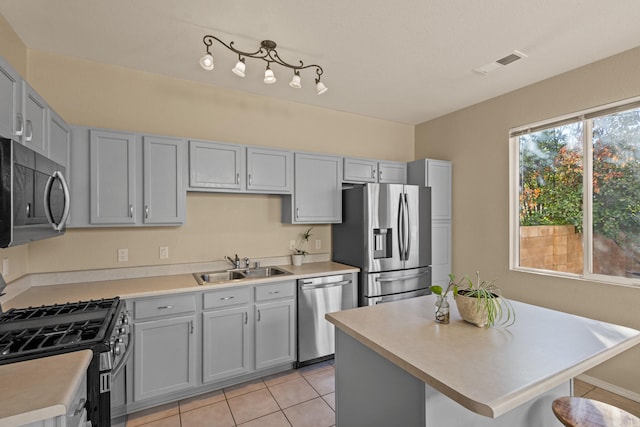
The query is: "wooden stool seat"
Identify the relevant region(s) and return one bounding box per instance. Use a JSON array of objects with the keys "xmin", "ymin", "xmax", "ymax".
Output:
[{"xmin": 552, "ymin": 397, "xmax": 640, "ymax": 427}]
